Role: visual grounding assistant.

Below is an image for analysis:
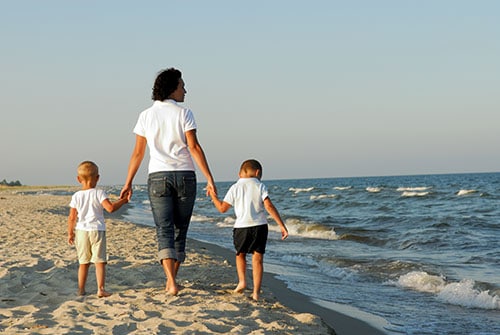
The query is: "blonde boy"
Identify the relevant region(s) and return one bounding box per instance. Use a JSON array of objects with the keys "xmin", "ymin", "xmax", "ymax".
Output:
[
  {"xmin": 208, "ymin": 159, "xmax": 288, "ymax": 300},
  {"xmin": 67, "ymin": 161, "xmax": 130, "ymax": 297}
]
